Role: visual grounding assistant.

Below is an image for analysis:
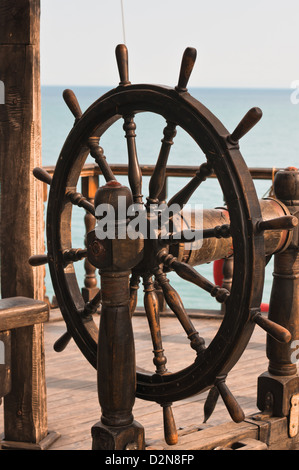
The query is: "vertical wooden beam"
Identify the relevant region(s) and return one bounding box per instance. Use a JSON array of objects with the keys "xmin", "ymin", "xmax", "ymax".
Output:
[
  {"xmin": 257, "ymin": 168, "xmax": 299, "ymax": 420},
  {"xmin": 0, "ymin": 0, "xmax": 44, "ymax": 301},
  {"xmin": 0, "ymin": 1, "xmax": 54, "ymax": 448}
]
